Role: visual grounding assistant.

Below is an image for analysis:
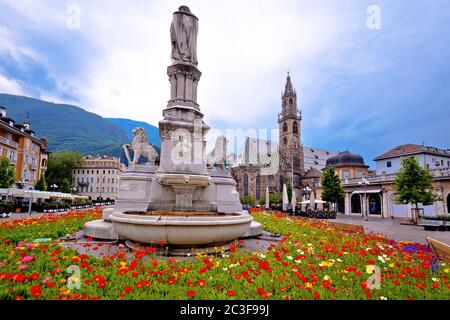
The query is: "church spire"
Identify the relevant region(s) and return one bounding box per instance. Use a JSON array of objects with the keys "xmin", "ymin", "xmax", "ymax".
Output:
[{"xmin": 283, "ymin": 71, "xmax": 296, "ymax": 97}]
